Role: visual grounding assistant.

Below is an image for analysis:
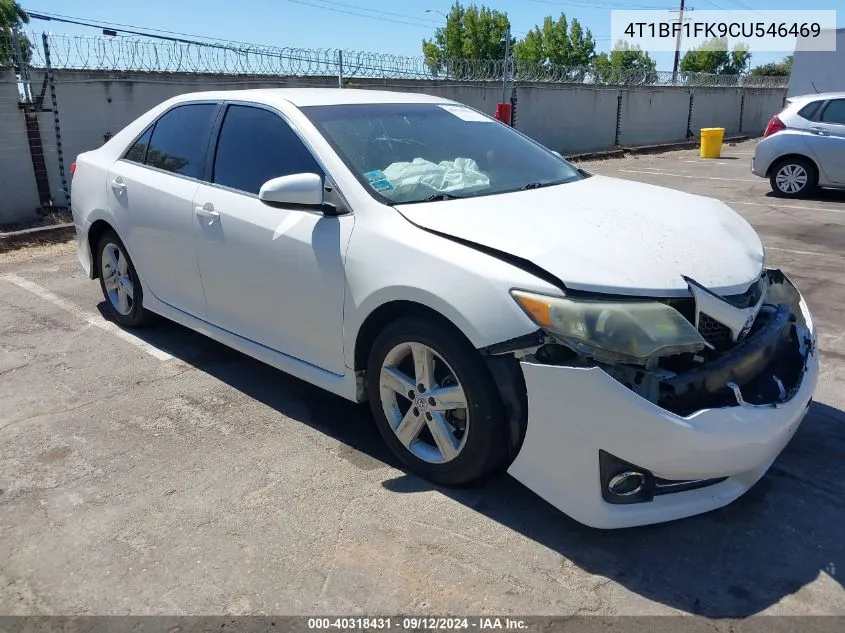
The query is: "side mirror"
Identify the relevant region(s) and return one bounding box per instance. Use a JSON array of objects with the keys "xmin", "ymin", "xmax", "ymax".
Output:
[{"xmin": 259, "ymin": 173, "xmax": 324, "ymax": 208}]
